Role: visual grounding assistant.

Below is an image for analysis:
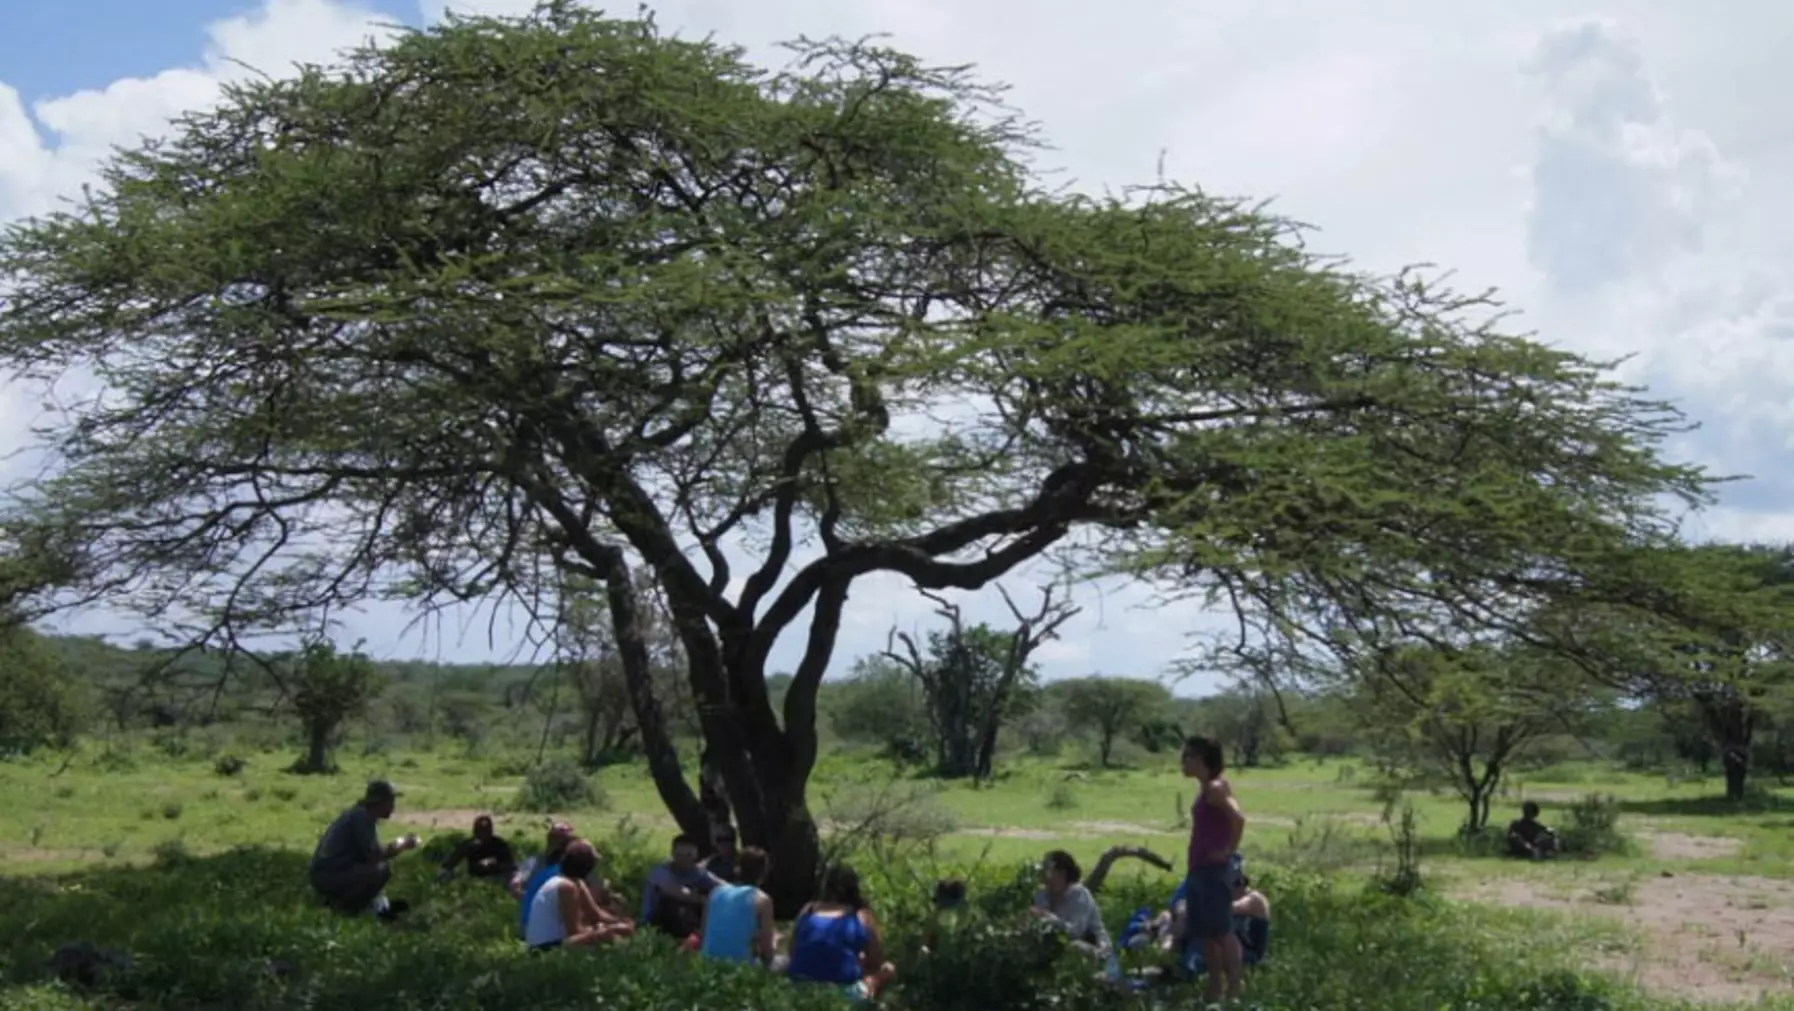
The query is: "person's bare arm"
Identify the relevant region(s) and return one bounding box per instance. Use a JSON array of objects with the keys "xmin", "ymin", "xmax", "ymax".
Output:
[
  {"xmin": 1219, "ymin": 782, "xmax": 1245, "ymax": 854},
  {"xmin": 558, "ymin": 882, "xmax": 597, "ymax": 946},
  {"xmin": 1231, "ymin": 892, "xmax": 1268, "ymax": 920},
  {"xmin": 859, "ymin": 909, "xmax": 887, "ymax": 973},
  {"xmin": 753, "ymin": 893, "xmax": 777, "ymax": 963}
]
